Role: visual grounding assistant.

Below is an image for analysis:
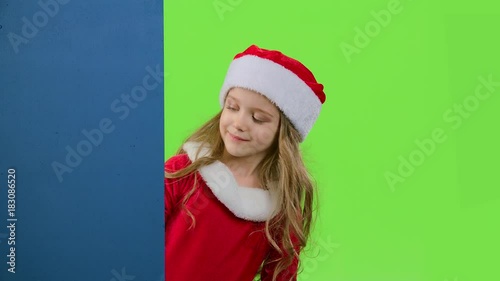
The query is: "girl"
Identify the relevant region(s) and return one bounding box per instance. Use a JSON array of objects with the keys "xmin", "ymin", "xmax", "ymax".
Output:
[{"xmin": 165, "ymin": 44, "xmax": 326, "ymax": 281}]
